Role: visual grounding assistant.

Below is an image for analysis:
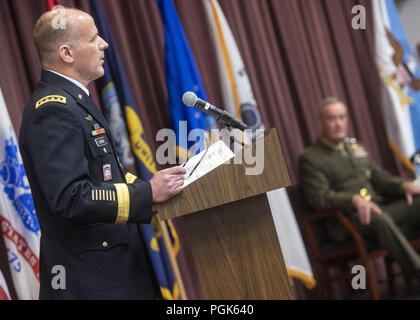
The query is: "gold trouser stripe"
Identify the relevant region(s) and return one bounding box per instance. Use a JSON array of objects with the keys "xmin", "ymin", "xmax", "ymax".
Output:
[
  {"xmin": 92, "ymin": 190, "xmax": 95, "ymax": 201},
  {"xmin": 112, "ymin": 191, "xmax": 115, "ymax": 202},
  {"xmin": 114, "ymin": 183, "xmax": 130, "ymax": 224},
  {"xmin": 125, "ymin": 172, "xmax": 138, "ymax": 184}
]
